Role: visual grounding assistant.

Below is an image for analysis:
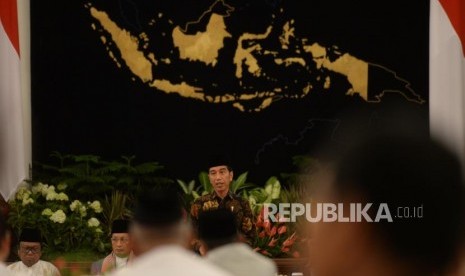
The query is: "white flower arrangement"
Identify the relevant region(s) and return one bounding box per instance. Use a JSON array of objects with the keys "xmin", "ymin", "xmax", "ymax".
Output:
[
  {"xmin": 87, "ymin": 217, "xmax": 100, "ymax": 228},
  {"xmin": 50, "ymin": 210, "xmax": 66, "ymax": 223},
  {"xmin": 9, "ymin": 181, "xmax": 106, "ymax": 253}
]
